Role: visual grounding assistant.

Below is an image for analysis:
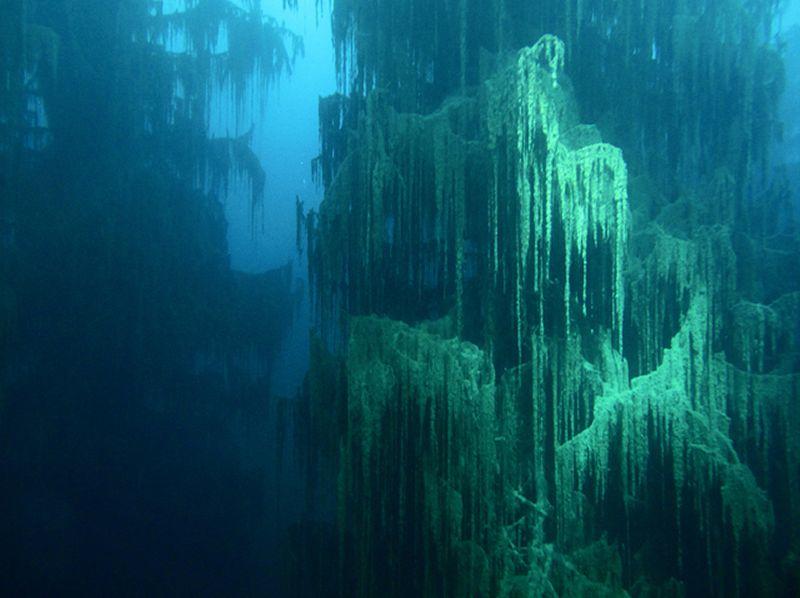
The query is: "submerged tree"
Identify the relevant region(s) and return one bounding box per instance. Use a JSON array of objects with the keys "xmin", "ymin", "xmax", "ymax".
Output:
[
  {"xmin": 300, "ymin": 0, "xmax": 800, "ymax": 596},
  {"xmin": 0, "ymin": 1, "xmax": 301, "ymax": 593}
]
